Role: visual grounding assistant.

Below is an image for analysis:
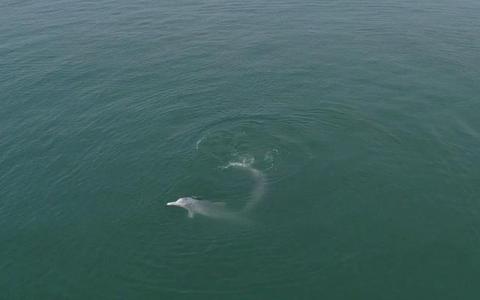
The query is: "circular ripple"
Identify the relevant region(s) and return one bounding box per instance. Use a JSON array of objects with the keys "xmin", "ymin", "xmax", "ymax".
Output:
[{"xmin": 192, "ymin": 113, "xmax": 317, "ymax": 184}]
